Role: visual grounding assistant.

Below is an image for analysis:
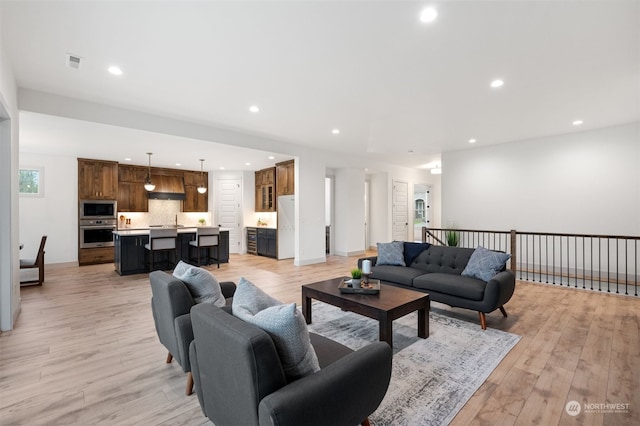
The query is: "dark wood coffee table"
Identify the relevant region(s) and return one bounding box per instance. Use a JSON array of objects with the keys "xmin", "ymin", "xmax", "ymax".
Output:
[{"xmin": 302, "ymin": 277, "xmax": 430, "ymax": 348}]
